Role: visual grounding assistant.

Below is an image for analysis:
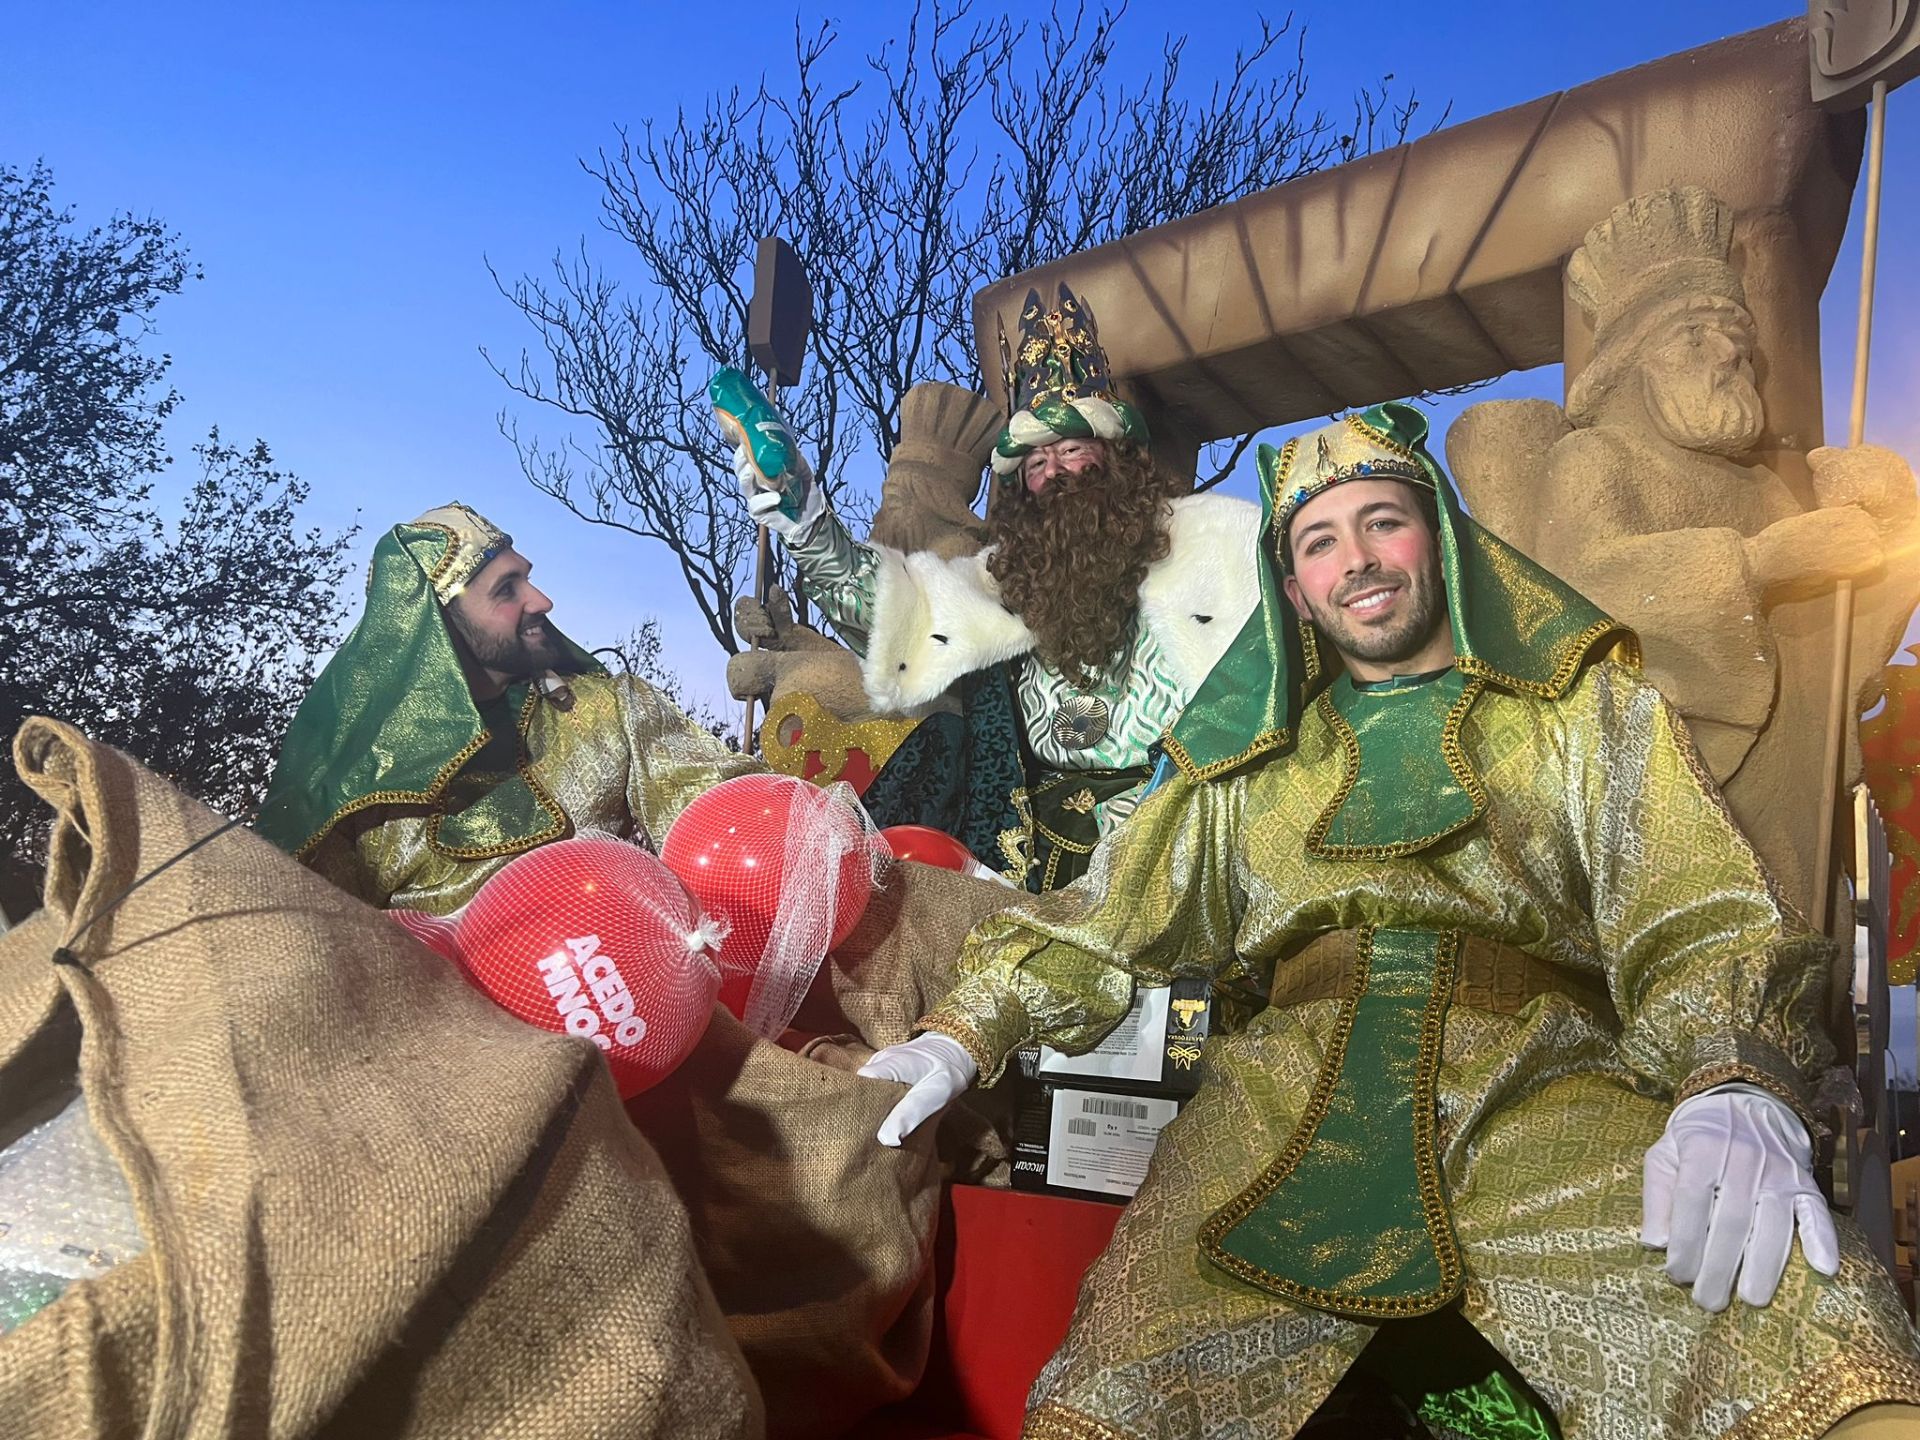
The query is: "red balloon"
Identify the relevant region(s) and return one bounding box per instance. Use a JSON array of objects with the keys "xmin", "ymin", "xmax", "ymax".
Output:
[
  {"xmin": 878, "ymin": 824, "xmax": 978, "ymax": 872},
  {"xmin": 659, "ymin": 774, "xmax": 877, "ymax": 1025},
  {"xmin": 455, "ymin": 836, "xmax": 720, "ymax": 1097}
]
